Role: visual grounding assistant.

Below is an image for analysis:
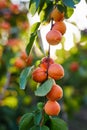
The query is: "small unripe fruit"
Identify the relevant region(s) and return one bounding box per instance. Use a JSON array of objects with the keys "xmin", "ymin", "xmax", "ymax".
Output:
[
  {"xmin": 46, "ymin": 84, "xmax": 63, "ymax": 101},
  {"xmin": 48, "ymin": 63, "xmax": 64, "ymax": 80},
  {"xmin": 40, "ymin": 57, "xmax": 54, "ymax": 70},
  {"xmin": 32, "ymin": 67, "xmax": 47, "ymax": 83},
  {"xmin": 44, "ymin": 100, "xmax": 60, "ymax": 116},
  {"xmin": 46, "ymin": 30, "xmax": 62, "ymax": 45}
]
